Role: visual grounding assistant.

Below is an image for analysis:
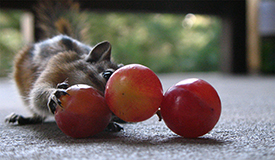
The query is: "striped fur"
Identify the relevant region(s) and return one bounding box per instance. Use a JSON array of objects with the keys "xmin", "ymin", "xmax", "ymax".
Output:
[{"xmin": 7, "ymin": 0, "xmax": 121, "ymax": 123}]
